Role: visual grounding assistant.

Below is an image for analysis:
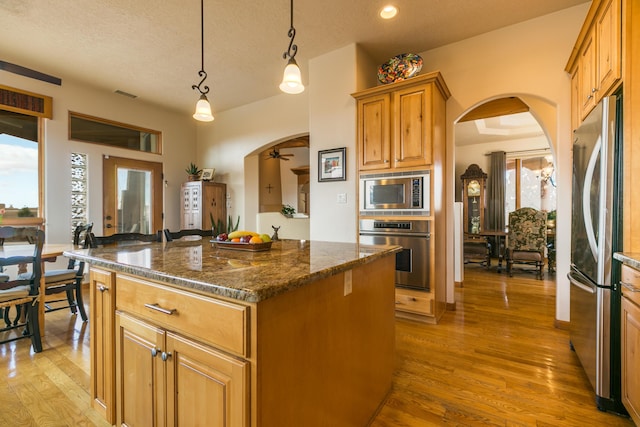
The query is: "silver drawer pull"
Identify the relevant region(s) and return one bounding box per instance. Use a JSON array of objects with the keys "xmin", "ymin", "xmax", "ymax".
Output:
[
  {"xmin": 144, "ymin": 303, "xmax": 177, "ymax": 315},
  {"xmin": 98, "ymin": 285, "xmax": 108, "ymax": 292},
  {"xmin": 621, "ymin": 281, "xmax": 640, "ymax": 293}
]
